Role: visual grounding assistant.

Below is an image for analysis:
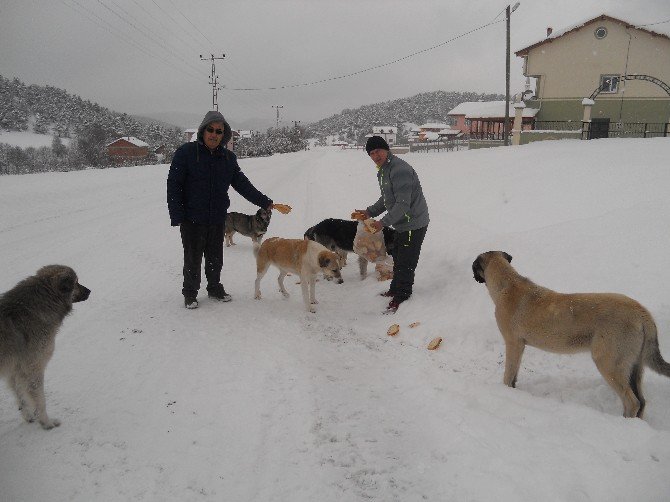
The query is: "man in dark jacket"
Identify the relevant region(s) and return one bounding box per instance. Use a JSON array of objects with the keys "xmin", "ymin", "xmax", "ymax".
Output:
[
  {"xmin": 354, "ymin": 135, "xmax": 429, "ymax": 314},
  {"xmin": 167, "ymin": 110, "xmax": 273, "ymax": 309}
]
